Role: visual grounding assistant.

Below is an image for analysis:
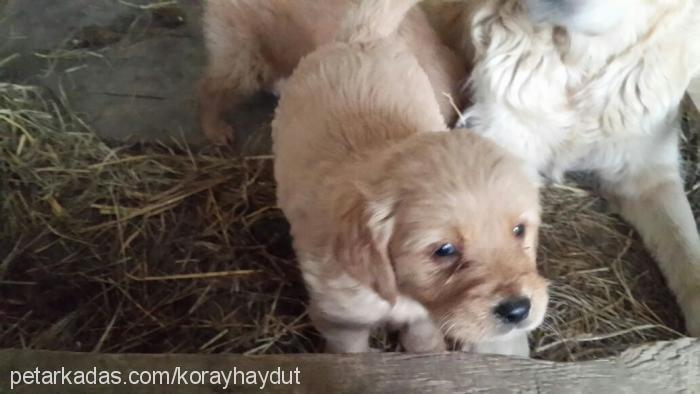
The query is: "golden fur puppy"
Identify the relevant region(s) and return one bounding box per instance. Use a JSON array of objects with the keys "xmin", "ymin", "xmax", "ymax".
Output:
[
  {"xmin": 199, "ymin": 0, "xmax": 466, "ymax": 144},
  {"xmin": 273, "ymin": 0, "xmax": 548, "ymax": 355},
  {"xmin": 429, "ymin": 0, "xmax": 700, "ymax": 335}
]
